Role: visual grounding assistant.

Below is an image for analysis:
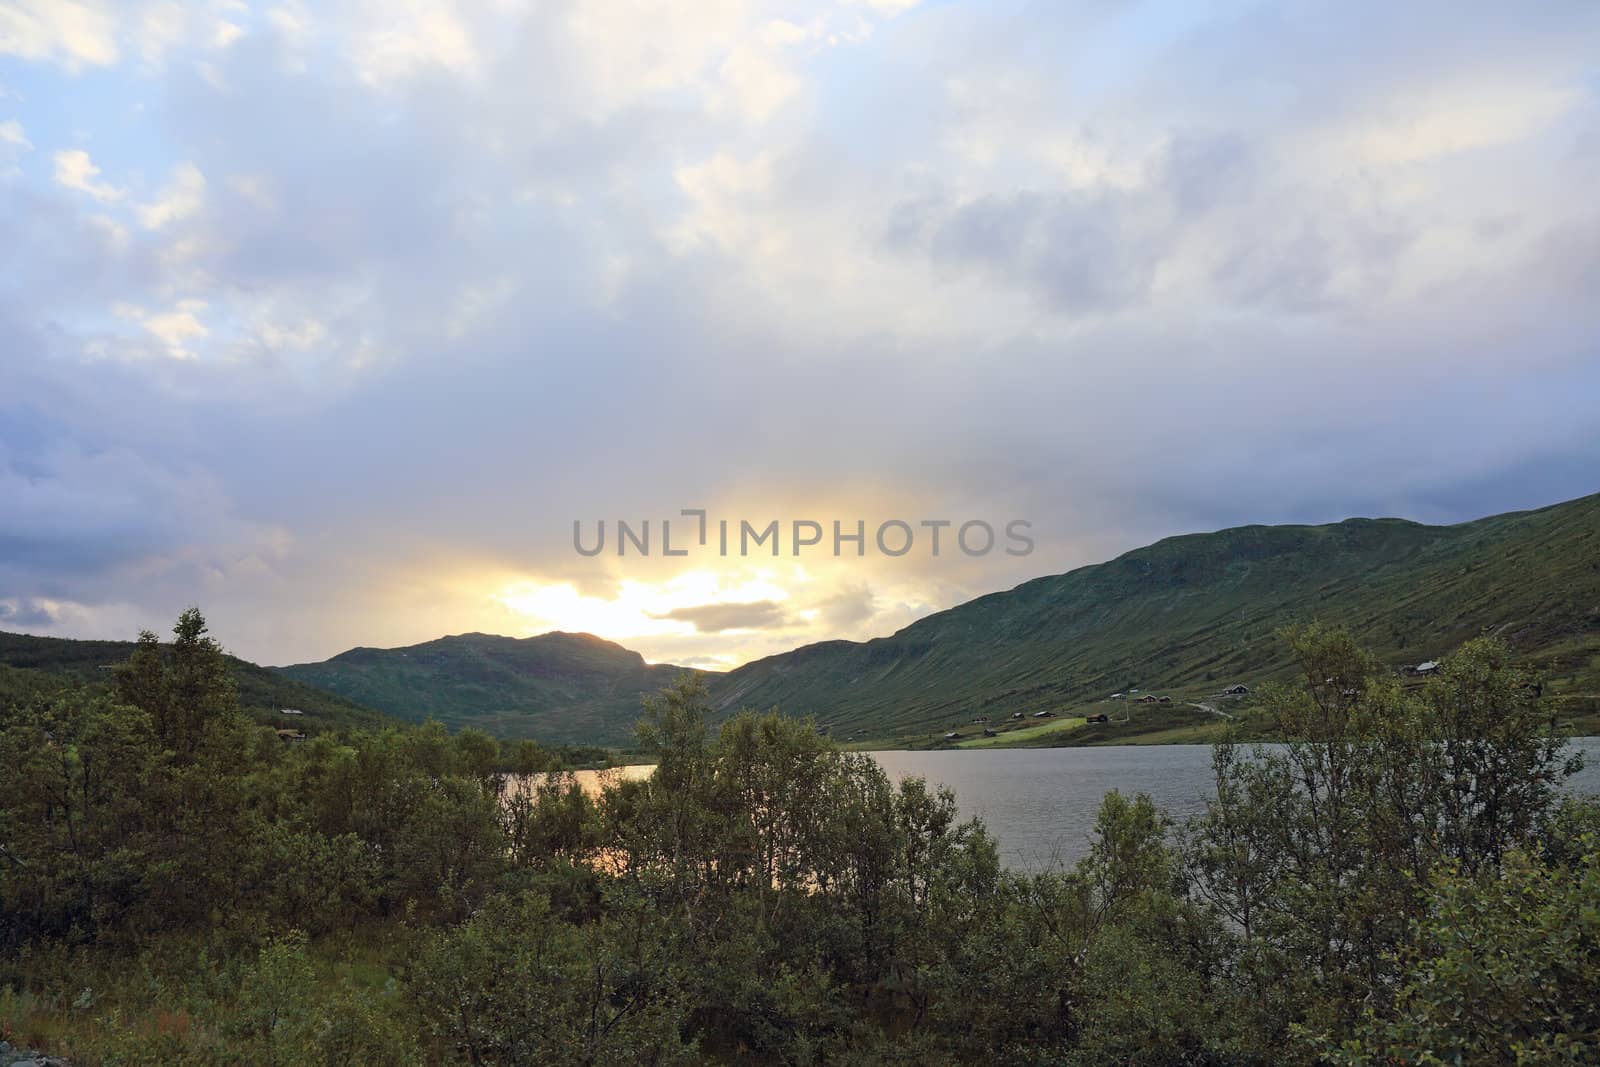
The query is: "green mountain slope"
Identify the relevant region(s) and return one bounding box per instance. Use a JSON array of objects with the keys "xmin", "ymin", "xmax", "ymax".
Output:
[
  {"xmin": 0, "ymin": 631, "xmax": 393, "ymax": 733},
  {"xmin": 710, "ymin": 492, "xmax": 1600, "ymax": 739},
  {"xmin": 275, "ymin": 631, "xmax": 704, "ymax": 744}
]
